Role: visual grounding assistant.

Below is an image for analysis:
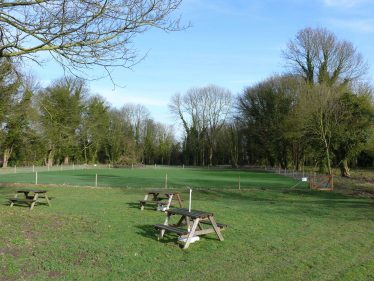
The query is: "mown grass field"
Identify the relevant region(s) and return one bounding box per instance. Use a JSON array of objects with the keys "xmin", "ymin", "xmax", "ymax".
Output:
[
  {"xmin": 0, "ymin": 168, "xmax": 373, "ymax": 281},
  {"xmin": 0, "ymin": 167, "xmax": 303, "ymax": 189}
]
